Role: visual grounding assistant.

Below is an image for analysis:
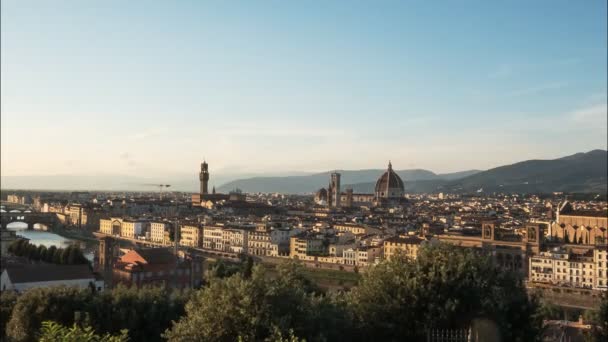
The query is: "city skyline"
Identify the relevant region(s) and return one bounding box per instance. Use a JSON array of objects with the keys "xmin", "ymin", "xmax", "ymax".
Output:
[{"xmin": 2, "ymin": 0, "xmax": 607, "ymax": 178}]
